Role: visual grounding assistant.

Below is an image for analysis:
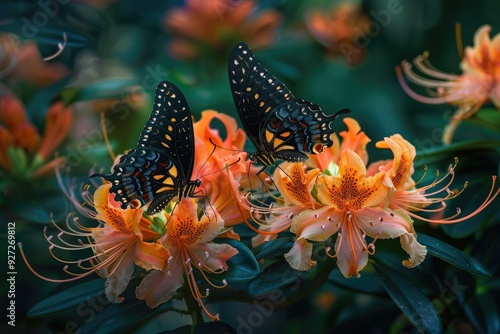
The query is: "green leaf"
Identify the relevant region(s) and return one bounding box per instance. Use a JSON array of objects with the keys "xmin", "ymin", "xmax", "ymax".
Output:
[
  {"xmin": 248, "ymin": 259, "xmax": 306, "ymax": 296},
  {"xmin": 12, "ymin": 189, "xmax": 69, "ymax": 223},
  {"xmin": 216, "ymin": 239, "xmax": 260, "ymax": 283},
  {"xmin": 418, "ymin": 234, "xmax": 491, "ymax": 278},
  {"xmin": 78, "ymin": 298, "xmax": 174, "ymax": 334},
  {"xmin": 27, "ymin": 77, "xmax": 71, "ymax": 128},
  {"xmin": 373, "ymin": 260, "xmax": 442, "ymax": 334},
  {"xmin": 159, "ymin": 322, "xmax": 236, "ymax": 334},
  {"xmin": 414, "ymin": 140, "xmax": 500, "ymax": 166},
  {"xmin": 77, "ymin": 78, "xmax": 139, "ymax": 101},
  {"xmin": 252, "ymin": 237, "xmax": 294, "ymax": 261},
  {"xmin": 60, "ymin": 86, "xmax": 81, "ymax": 106},
  {"xmin": 28, "ymin": 280, "xmax": 106, "ymax": 317},
  {"xmin": 463, "ymin": 108, "xmax": 500, "ymax": 133},
  {"xmin": 463, "ymin": 293, "xmax": 500, "ymax": 334},
  {"xmin": 328, "ymin": 267, "xmax": 385, "ymax": 295}
]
